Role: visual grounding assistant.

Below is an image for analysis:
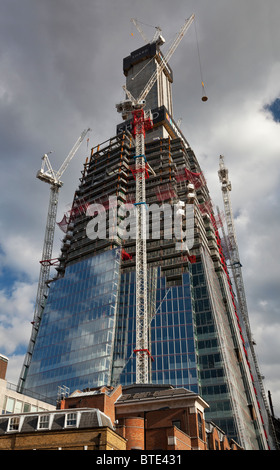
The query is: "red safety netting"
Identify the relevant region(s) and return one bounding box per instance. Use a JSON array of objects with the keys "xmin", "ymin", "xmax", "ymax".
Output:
[{"xmin": 175, "ymin": 168, "xmax": 206, "ymax": 189}]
